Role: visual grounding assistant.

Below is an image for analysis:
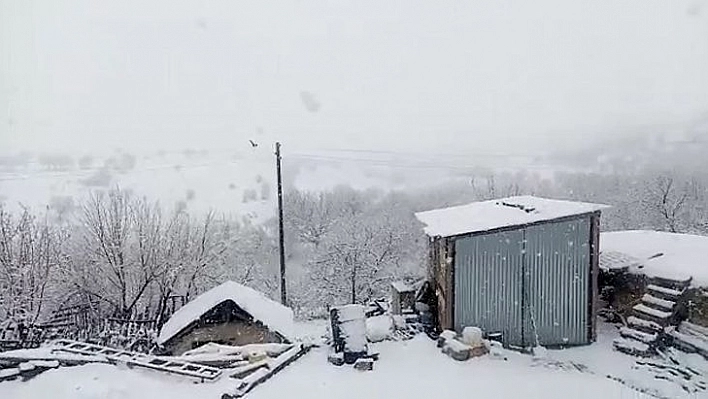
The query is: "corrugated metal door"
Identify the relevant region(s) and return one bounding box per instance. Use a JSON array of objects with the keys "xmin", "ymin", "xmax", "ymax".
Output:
[
  {"xmin": 454, "ymin": 230, "xmax": 525, "ymax": 346},
  {"xmin": 524, "ymin": 217, "xmax": 591, "ymax": 346}
]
